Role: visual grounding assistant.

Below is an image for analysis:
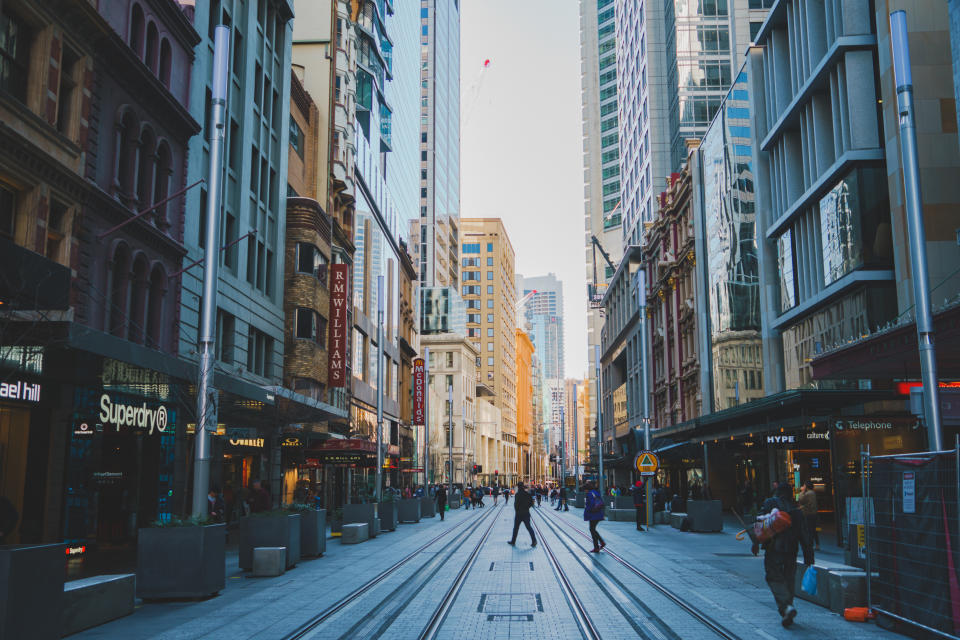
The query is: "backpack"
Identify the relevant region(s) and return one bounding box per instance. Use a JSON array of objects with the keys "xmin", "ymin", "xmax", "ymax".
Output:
[{"xmin": 754, "ymin": 508, "xmax": 791, "ymax": 543}]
